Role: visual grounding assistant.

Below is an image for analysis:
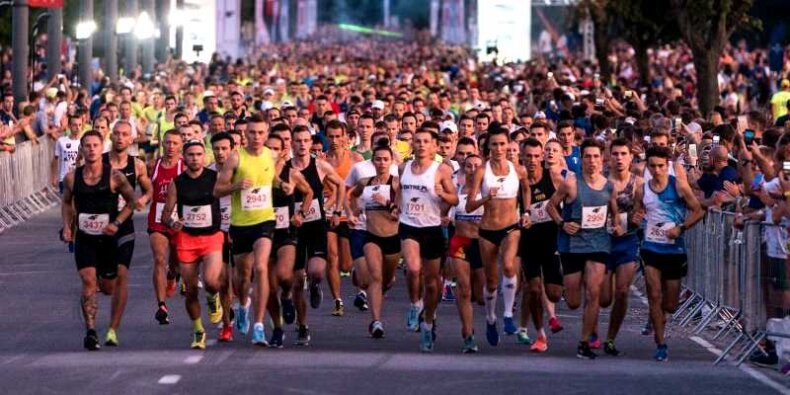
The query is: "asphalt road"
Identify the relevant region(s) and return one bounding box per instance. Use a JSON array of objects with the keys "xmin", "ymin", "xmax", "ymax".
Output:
[{"xmin": 0, "ymin": 209, "xmax": 784, "ymax": 394}]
